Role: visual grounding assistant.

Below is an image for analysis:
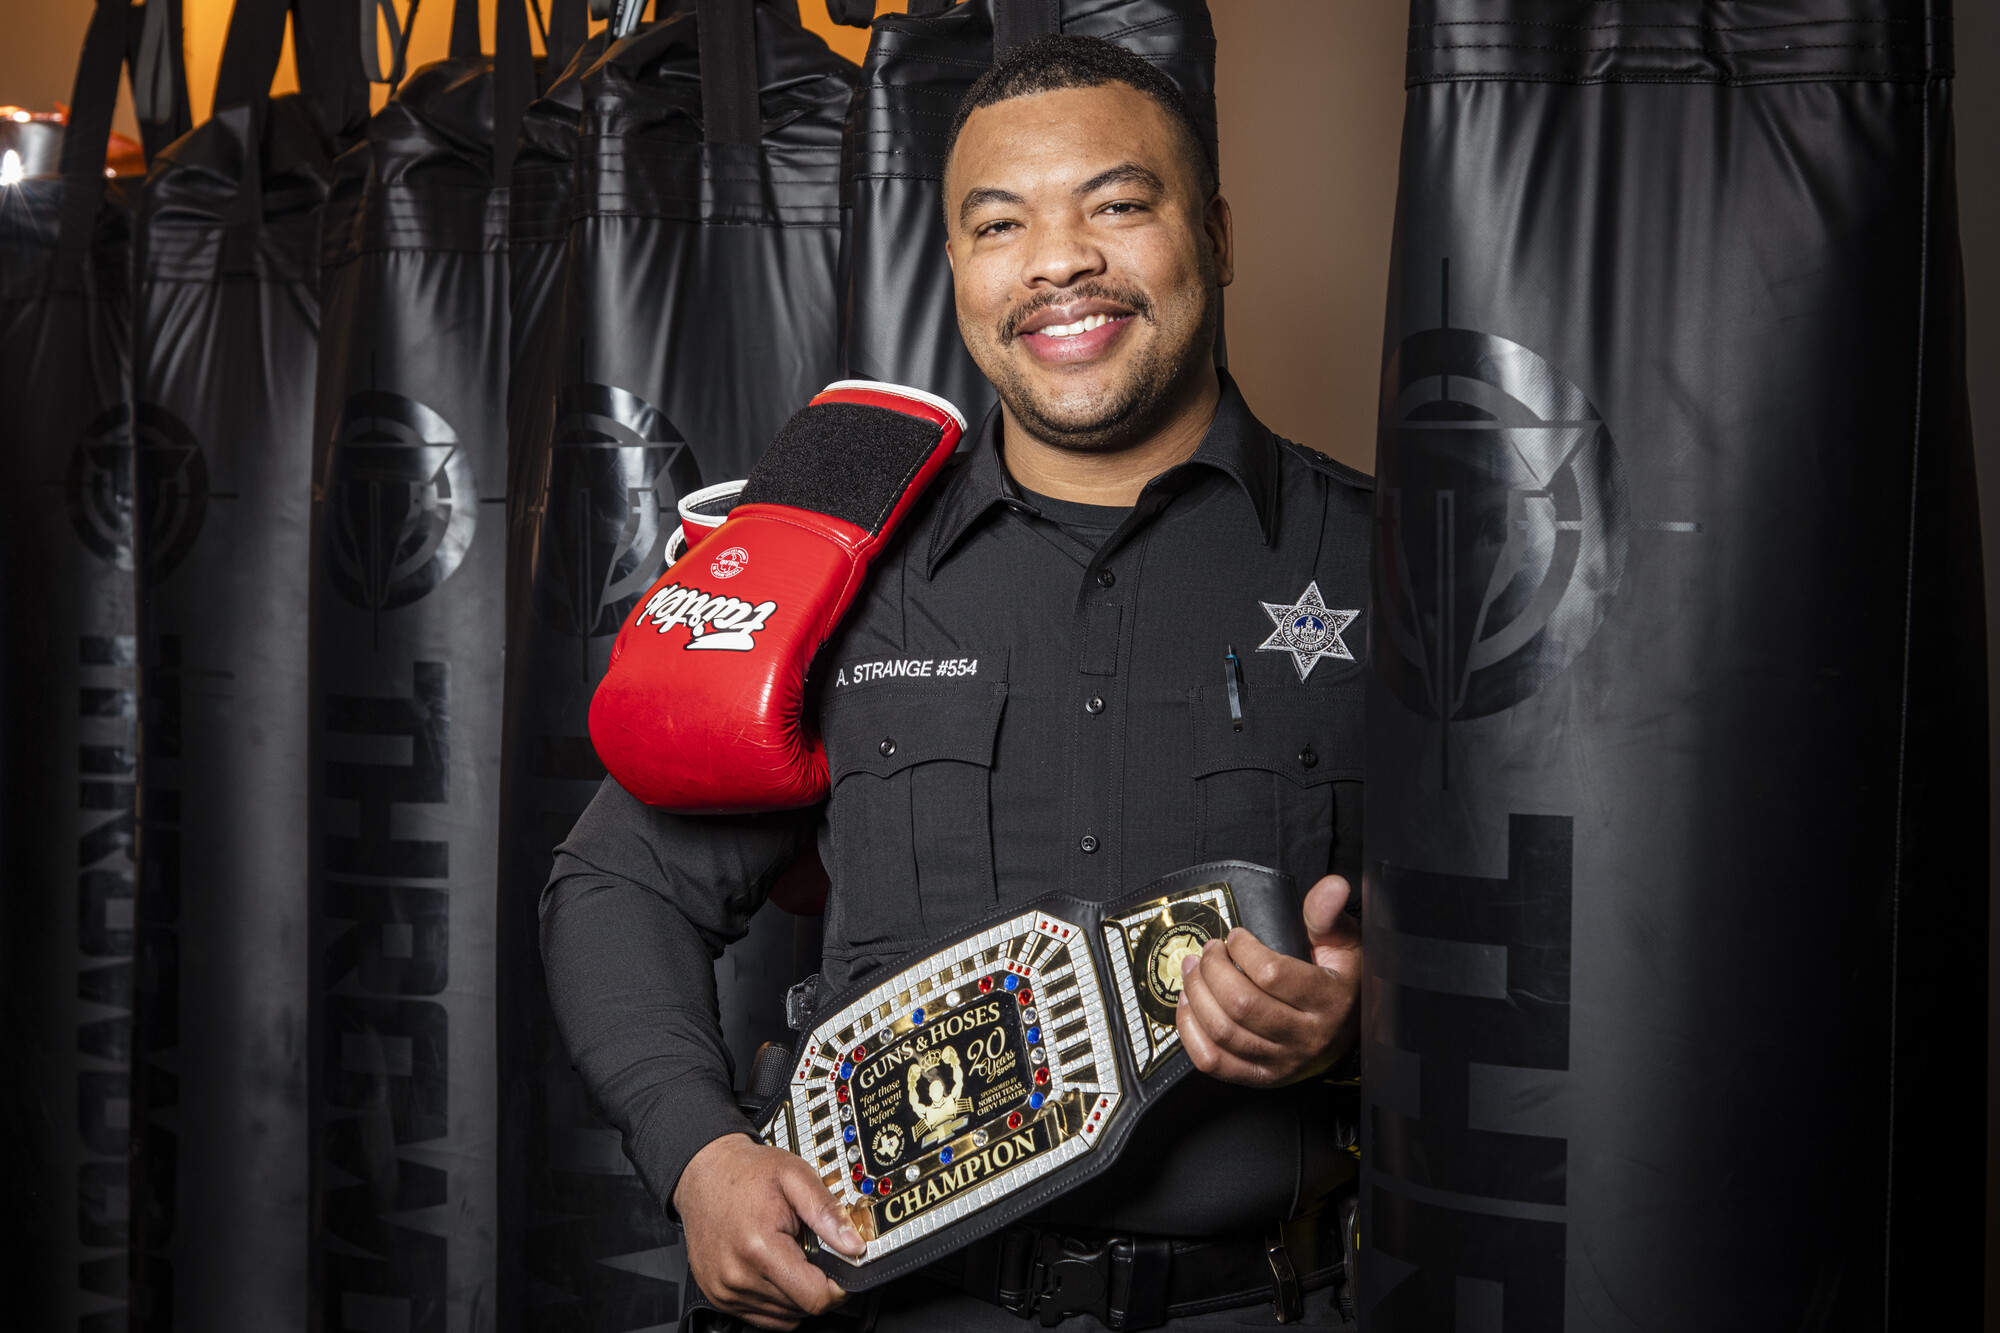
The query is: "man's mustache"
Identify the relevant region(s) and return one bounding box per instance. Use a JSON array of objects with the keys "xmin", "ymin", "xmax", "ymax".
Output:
[{"xmin": 998, "ymin": 281, "xmax": 1156, "ymax": 344}]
